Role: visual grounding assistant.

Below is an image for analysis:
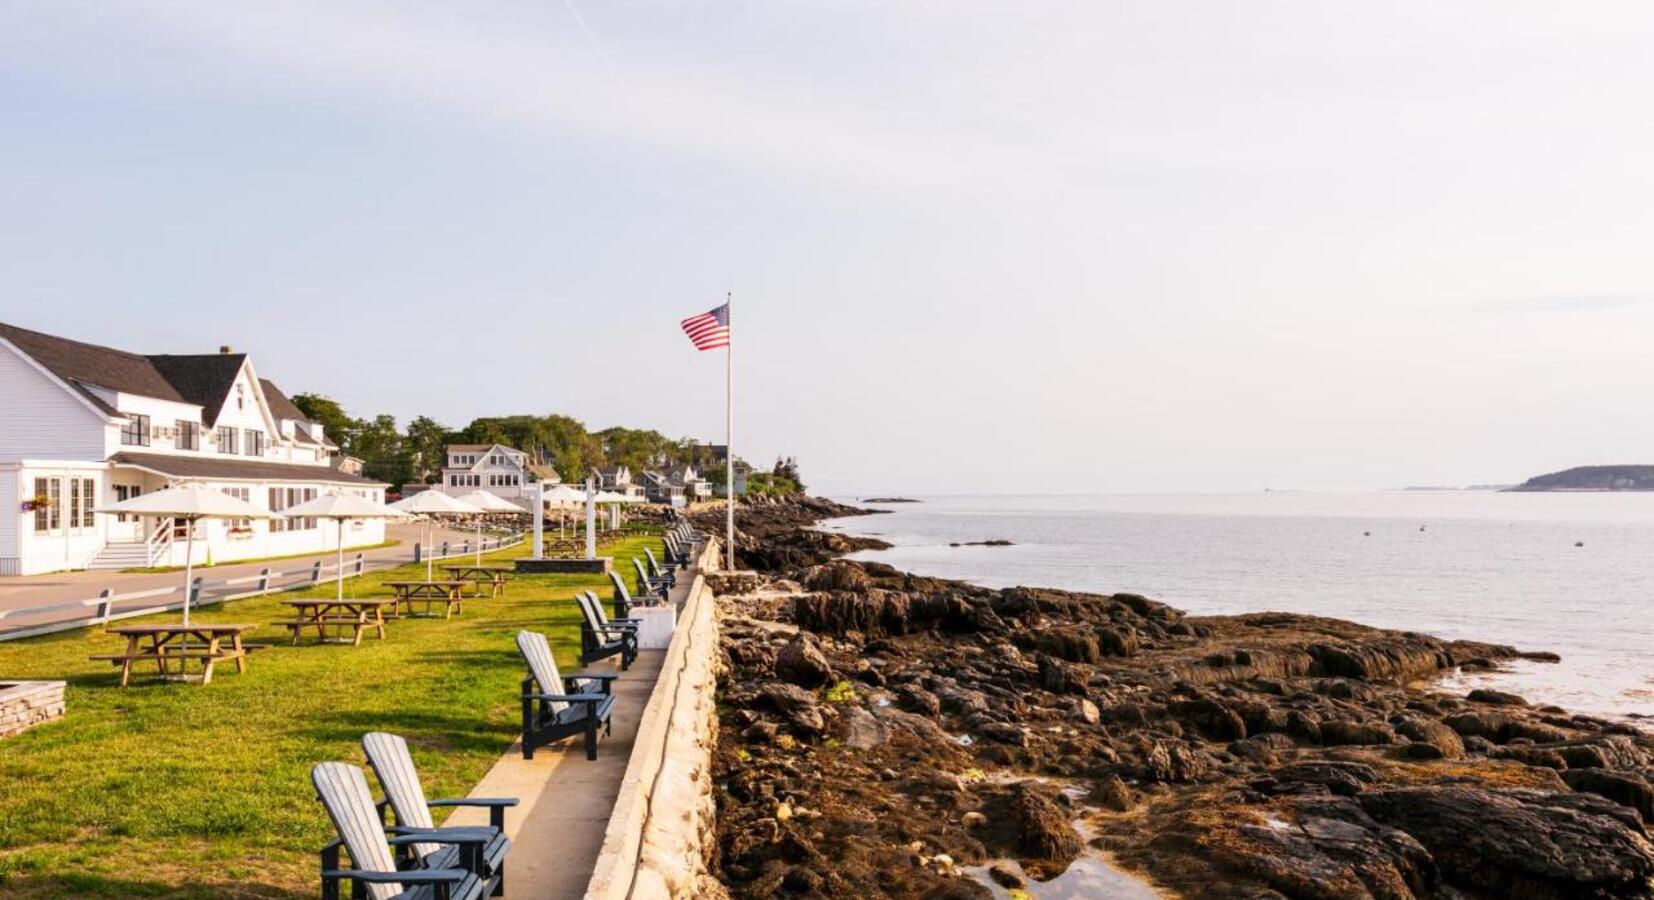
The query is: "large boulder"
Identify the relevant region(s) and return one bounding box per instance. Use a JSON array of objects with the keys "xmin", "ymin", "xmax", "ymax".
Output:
[
  {"xmin": 1358, "ymin": 786, "xmax": 1654, "ymax": 896},
  {"xmin": 773, "ymin": 633, "xmax": 833, "ymax": 688},
  {"xmin": 980, "ymin": 782, "xmax": 1081, "ymax": 879},
  {"xmin": 1394, "ymin": 717, "xmax": 1465, "ymax": 760},
  {"xmin": 1563, "ymin": 769, "xmax": 1654, "ymax": 824},
  {"xmin": 758, "ymin": 683, "xmax": 826, "ymax": 735}
]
